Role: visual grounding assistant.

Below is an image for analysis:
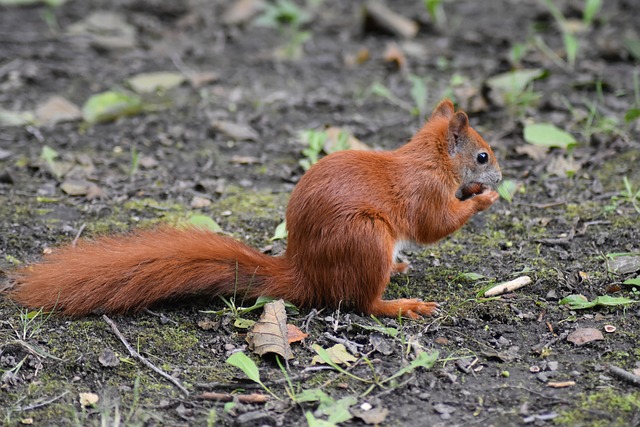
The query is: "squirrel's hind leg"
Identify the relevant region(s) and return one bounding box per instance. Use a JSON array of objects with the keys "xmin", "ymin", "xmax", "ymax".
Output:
[{"xmin": 367, "ymin": 298, "xmax": 439, "ymax": 319}]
